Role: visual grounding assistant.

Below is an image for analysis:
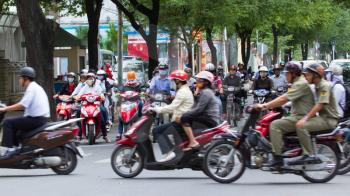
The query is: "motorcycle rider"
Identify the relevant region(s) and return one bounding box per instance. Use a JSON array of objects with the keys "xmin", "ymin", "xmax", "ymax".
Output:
[
  {"xmin": 184, "ymin": 67, "xmax": 196, "ymax": 91},
  {"xmin": 149, "ymin": 62, "xmax": 173, "ymax": 96},
  {"xmin": 54, "ymin": 72, "xmax": 77, "ymax": 97},
  {"xmin": 77, "ymin": 73, "xmax": 109, "ymax": 143},
  {"xmin": 205, "ymin": 63, "xmax": 223, "ymax": 118},
  {"xmin": 217, "ymin": 65, "xmax": 225, "ymax": 80},
  {"xmin": 255, "ymin": 62, "xmax": 317, "ymax": 167},
  {"xmin": 116, "ymin": 71, "xmax": 143, "ymax": 140},
  {"xmin": 97, "ymin": 69, "xmax": 113, "ymax": 124},
  {"xmin": 0, "ymin": 67, "xmax": 50, "ymax": 159},
  {"xmin": 270, "ymin": 64, "xmax": 288, "ymax": 92},
  {"xmin": 251, "ymin": 66, "xmax": 273, "ymax": 91},
  {"xmin": 178, "ymin": 71, "xmax": 220, "ymax": 150},
  {"xmin": 71, "ymin": 69, "xmax": 88, "ymax": 97},
  {"xmin": 151, "ymin": 70, "xmax": 194, "ymax": 162},
  {"xmin": 325, "ymin": 64, "xmax": 346, "ymax": 119}
]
